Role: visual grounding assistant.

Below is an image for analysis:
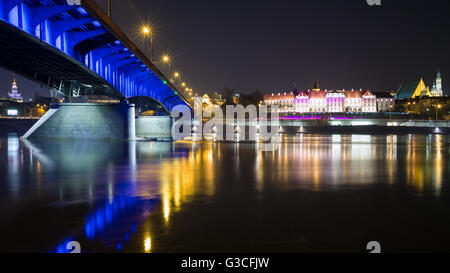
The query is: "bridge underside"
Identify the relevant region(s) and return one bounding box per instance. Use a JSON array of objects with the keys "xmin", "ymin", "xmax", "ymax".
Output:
[
  {"xmin": 0, "ymin": 0, "xmax": 190, "ymax": 111},
  {"xmin": 0, "ymin": 19, "xmax": 120, "ymax": 99}
]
